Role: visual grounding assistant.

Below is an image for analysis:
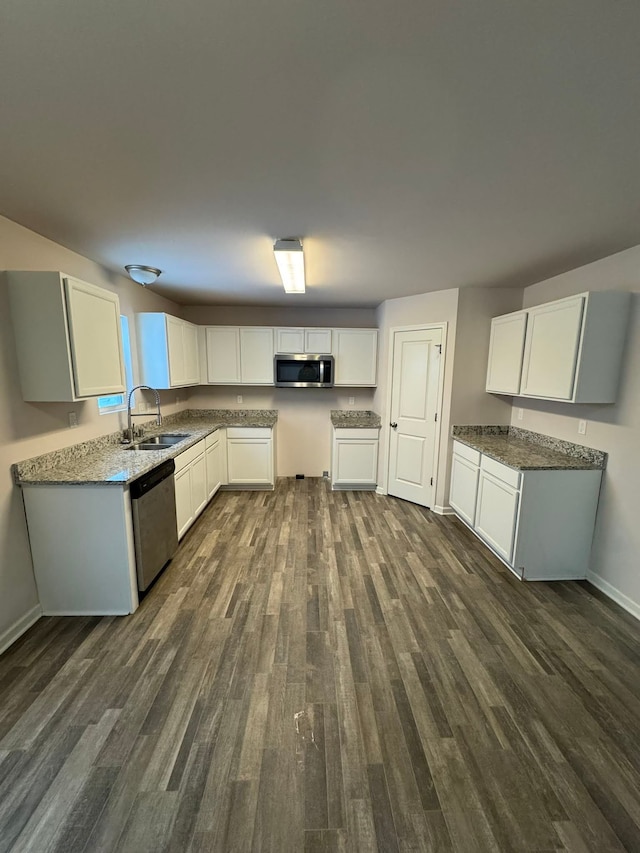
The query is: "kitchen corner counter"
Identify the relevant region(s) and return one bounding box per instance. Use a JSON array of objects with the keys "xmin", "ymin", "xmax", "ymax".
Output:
[
  {"xmin": 451, "ymin": 425, "xmax": 606, "ymax": 471},
  {"xmin": 331, "ymin": 410, "xmax": 381, "ymax": 429},
  {"xmin": 13, "ymin": 409, "xmax": 278, "ymax": 486}
]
